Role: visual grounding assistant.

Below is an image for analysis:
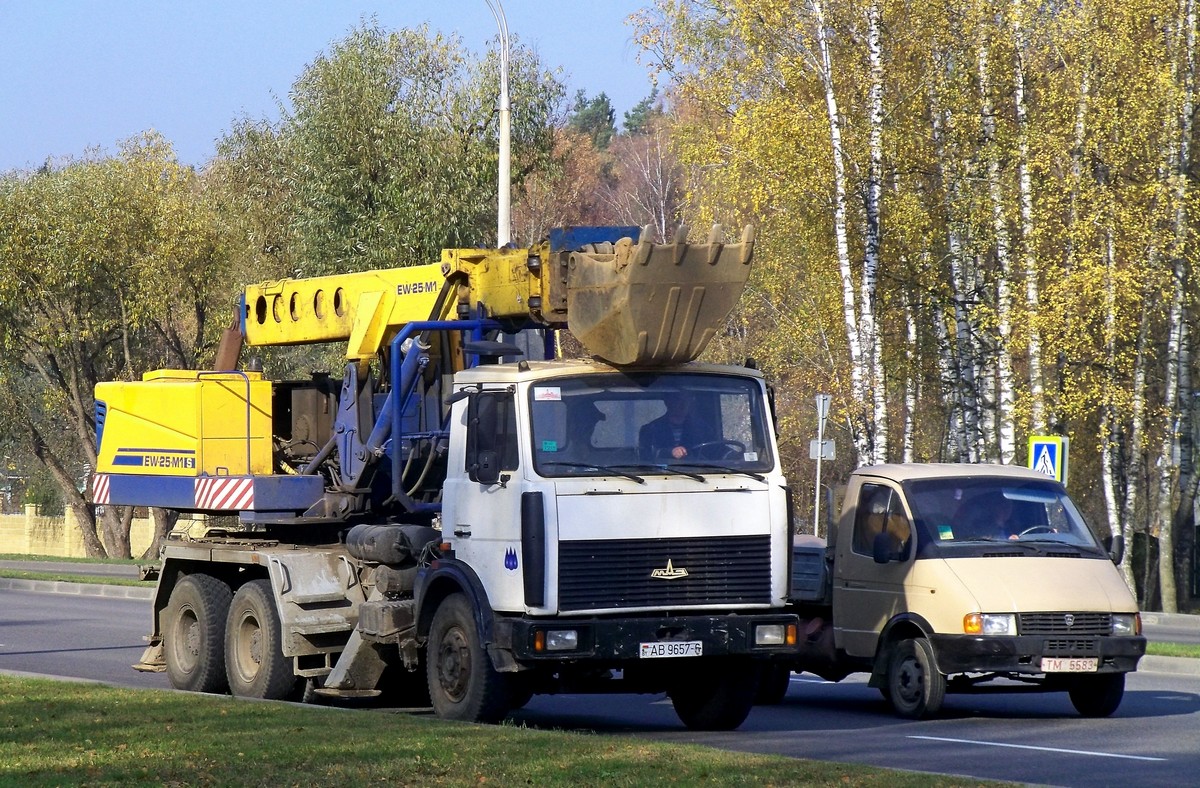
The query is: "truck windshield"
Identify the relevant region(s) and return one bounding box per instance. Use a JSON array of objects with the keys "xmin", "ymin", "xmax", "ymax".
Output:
[
  {"xmin": 529, "ymin": 372, "xmax": 774, "ymax": 478},
  {"xmin": 903, "ymin": 476, "xmax": 1107, "ymax": 556}
]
